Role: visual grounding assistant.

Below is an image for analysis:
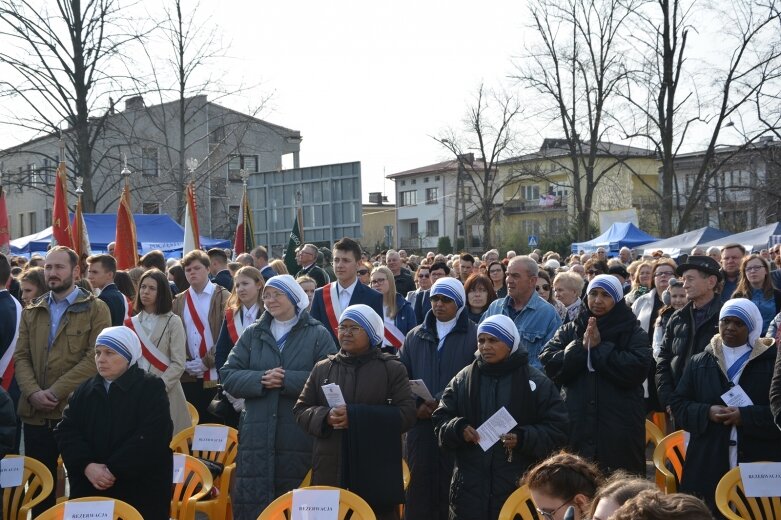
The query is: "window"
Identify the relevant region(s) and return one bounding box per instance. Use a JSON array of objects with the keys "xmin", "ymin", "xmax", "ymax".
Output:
[
  {"xmin": 229, "ymin": 155, "xmax": 259, "ymax": 182},
  {"xmin": 424, "ymin": 177, "xmax": 429, "ymax": 183},
  {"xmin": 43, "ymin": 159, "xmax": 51, "ymax": 185},
  {"xmin": 28, "ymin": 212, "xmax": 37, "ymax": 233},
  {"xmin": 435, "ymin": 175, "xmax": 440, "ymax": 181},
  {"xmin": 209, "ymin": 125, "xmax": 225, "ymax": 145},
  {"xmin": 410, "ymin": 221, "xmax": 419, "ymax": 236},
  {"xmin": 29, "ymin": 164, "xmax": 39, "ymax": 186},
  {"xmin": 45, "ymin": 209, "xmax": 52, "ymax": 227},
  {"xmin": 523, "ymin": 220, "xmax": 540, "ymax": 236},
  {"xmin": 401, "ymin": 180, "xmax": 406, "ymax": 186},
  {"xmin": 461, "ymin": 186, "xmax": 472, "ymax": 202},
  {"xmin": 425, "ymin": 187, "xmax": 438, "ymax": 204},
  {"xmin": 400, "ymin": 190, "xmax": 417, "ymax": 206},
  {"xmin": 685, "ymin": 174, "xmax": 697, "ymax": 193},
  {"xmin": 523, "ymin": 185, "xmax": 540, "ymax": 200},
  {"xmin": 412, "ymin": 179, "xmax": 417, "ymax": 185},
  {"xmin": 17, "ymin": 213, "xmax": 24, "ymax": 237},
  {"xmin": 142, "ymin": 202, "xmax": 160, "ymax": 214},
  {"xmin": 426, "ymin": 219, "xmax": 439, "ymax": 237},
  {"xmin": 142, "ymin": 147, "xmax": 159, "ymax": 176}
]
